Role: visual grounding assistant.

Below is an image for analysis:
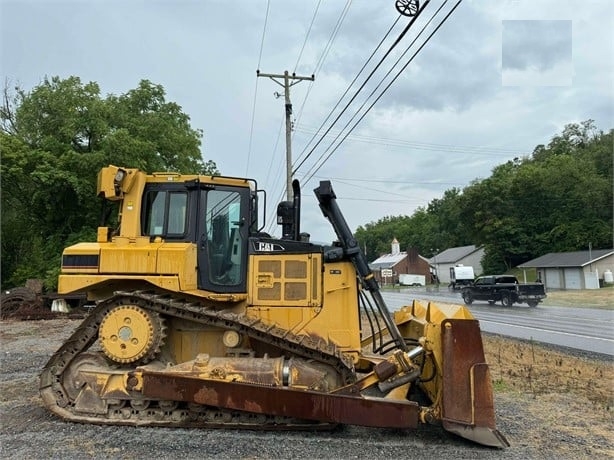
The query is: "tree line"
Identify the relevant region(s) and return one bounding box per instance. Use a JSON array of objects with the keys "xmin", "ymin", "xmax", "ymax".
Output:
[
  {"xmin": 1, "ymin": 76, "xmax": 218, "ymax": 290},
  {"xmin": 355, "ymin": 120, "xmax": 613, "ymax": 274}
]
